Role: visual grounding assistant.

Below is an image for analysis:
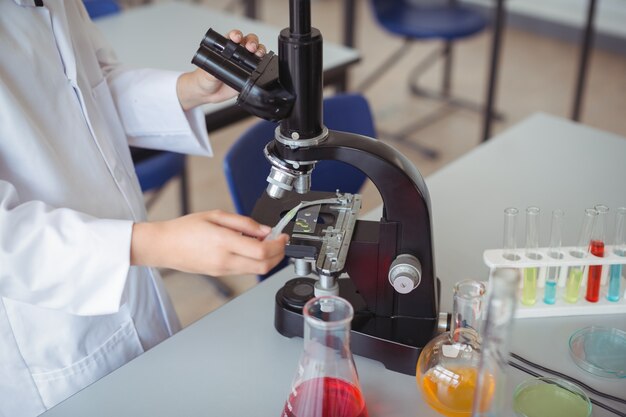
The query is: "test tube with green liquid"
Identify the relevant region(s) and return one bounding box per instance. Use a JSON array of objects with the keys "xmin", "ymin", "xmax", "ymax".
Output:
[
  {"xmin": 564, "ymin": 208, "xmax": 598, "ymax": 303},
  {"xmin": 608, "ymin": 207, "xmax": 626, "ymax": 302},
  {"xmin": 544, "ymin": 209, "xmax": 565, "ymax": 305},
  {"xmin": 522, "ymin": 207, "xmax": 541, "ymax": 306}
]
